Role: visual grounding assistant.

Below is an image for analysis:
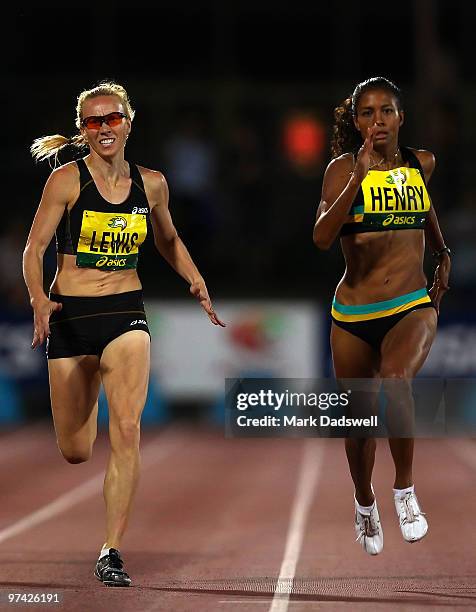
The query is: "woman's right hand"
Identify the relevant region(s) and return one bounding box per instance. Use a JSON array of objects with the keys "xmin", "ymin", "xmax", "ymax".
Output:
[
  {"xmin": 31, "ymin": 297, "xmax": 62, "ymax": 349},
  {"xmin": 351, "ymin": 126, "xmax": 377, "ymax": 184}
]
